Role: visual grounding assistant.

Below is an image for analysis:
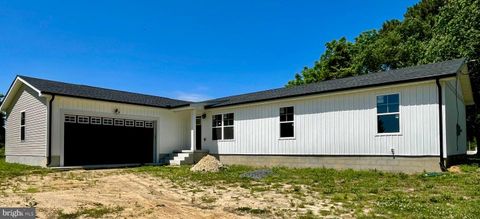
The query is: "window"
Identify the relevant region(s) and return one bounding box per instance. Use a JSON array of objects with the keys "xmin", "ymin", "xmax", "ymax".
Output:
[
  {"xmin": 145, "ymin": 121, "xmax": 154, "ymax": 128},
  {"xmin": 90, "ymin": 117, "xmax": 102, "ymax": 125},
  {"xmin": 135, "ymin": 121, "xmax": 145, "ymax": 127},
  {"xmin": 78, "ymin": 116, "xmax": 89, "ymax": 124},
  {"xmin": 114, "ymin": 119, "xmax": 125, "ymax": 126},
  {"xmin": 125, "ymin": 120, "xmax": 134, "ymax": 127},
  {"xmin": 212, "ymin": 114, "xmax": 222, "ymax": 140},
  {"xmin": 377, "ymin": 94, "xmax": 400, "ymax": 134},
  {"xmin": 65, "ymin": 115, "xmax": 76, "ymax": 123},
  {"xmin": 223, "ymin": 113, "xmax": 234, "ymax": 140},
  {"xmin": 20, "ymin": 112, "xmax": 26, "ymax": 141},
  {"xmin": 280, "ymin": 107, "xmax": 294, "ymax": 138},
  {"xmin": 212, "ymin": 113, "xmax": 234, "ymax": 140},
  {"xmin": 103, "ymin": 118, "xmax": 113, "ymax": 126}
]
